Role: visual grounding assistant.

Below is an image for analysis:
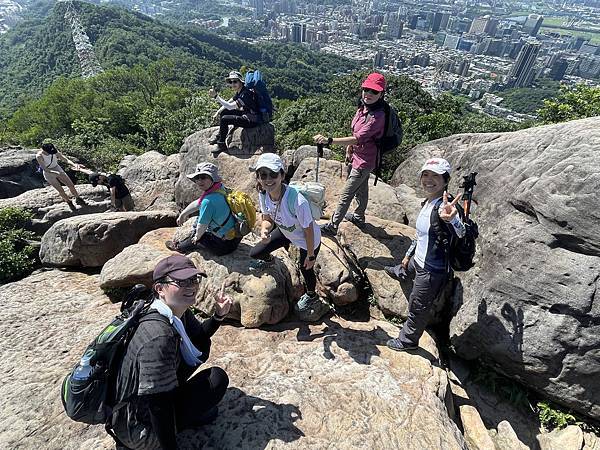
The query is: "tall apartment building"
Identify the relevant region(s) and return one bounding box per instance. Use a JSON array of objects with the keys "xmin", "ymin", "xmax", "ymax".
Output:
[
  {"xmin": 507, "ymin": 41, "xmax": 541, "ymax": 87},
  {"xmin": 523, "ymin": 14, "xmax": 544, "ymax": 36},
  {"xmin": 387, "ymin": 12, "xmax": 403, "ymax": 39}
]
